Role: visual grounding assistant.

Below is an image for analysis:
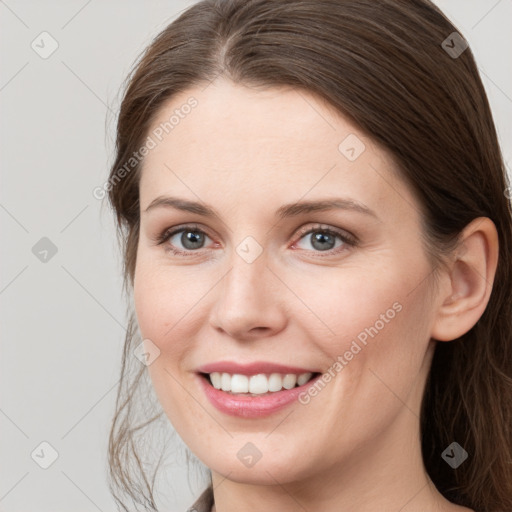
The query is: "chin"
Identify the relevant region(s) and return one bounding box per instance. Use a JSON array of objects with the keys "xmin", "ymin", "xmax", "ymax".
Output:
[{"xmin": 206, "ymin": 447, "xmax": 313, "ymax": 485}]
